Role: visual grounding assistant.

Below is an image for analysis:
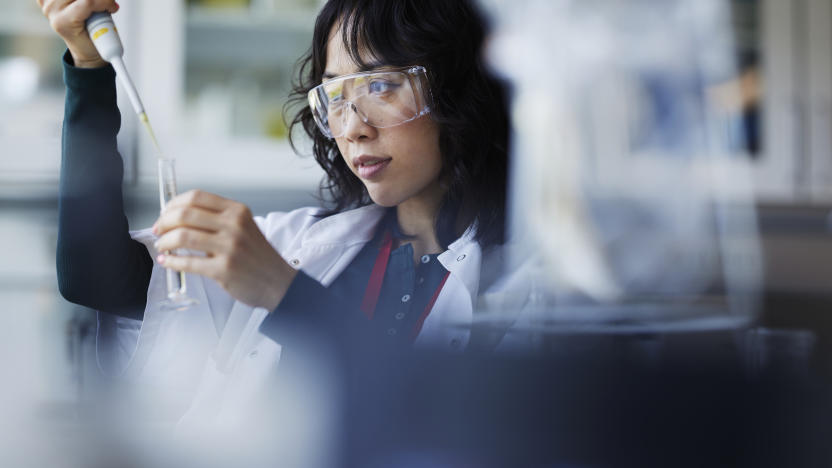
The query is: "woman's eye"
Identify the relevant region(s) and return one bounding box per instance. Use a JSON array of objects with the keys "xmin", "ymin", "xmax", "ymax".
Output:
[{"xmin": 368, "ymin": 80, "xmax": 398, "ymax": 94}]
